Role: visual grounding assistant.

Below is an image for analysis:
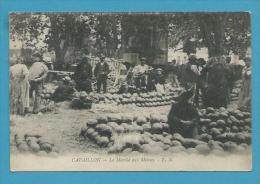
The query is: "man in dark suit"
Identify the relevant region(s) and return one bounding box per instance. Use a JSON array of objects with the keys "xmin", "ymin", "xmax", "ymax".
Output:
[
  {"xmin": 167, "ymin": 88, "xmax": 199, "ymax": 138},
  {"xmin": 94, "ymin": 54, "xmax": 110, "ymax": 93},
  {"xmin": 74, "ymin": 55, "xmax": 93, "ymax": 93}
]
